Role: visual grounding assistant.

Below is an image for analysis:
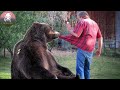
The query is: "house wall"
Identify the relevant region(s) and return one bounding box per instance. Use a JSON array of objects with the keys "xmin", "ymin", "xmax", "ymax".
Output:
[{"xmin": 115, "ymin": 11, "xmax": 120, "ymax": 48}]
